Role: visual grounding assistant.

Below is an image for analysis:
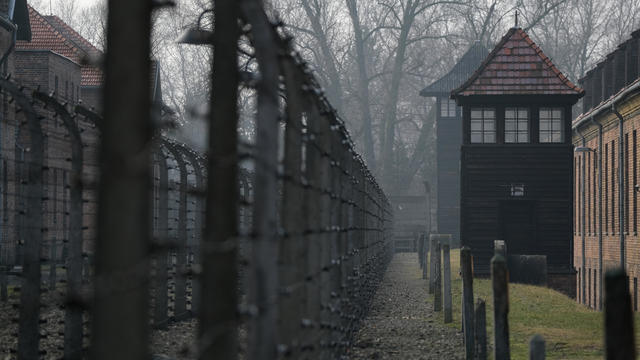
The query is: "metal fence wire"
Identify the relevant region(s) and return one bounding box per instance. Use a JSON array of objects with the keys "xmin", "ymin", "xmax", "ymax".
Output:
[{"xmin": 0, "ymin": 1, "xmax": 393, "ymax": 359}]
